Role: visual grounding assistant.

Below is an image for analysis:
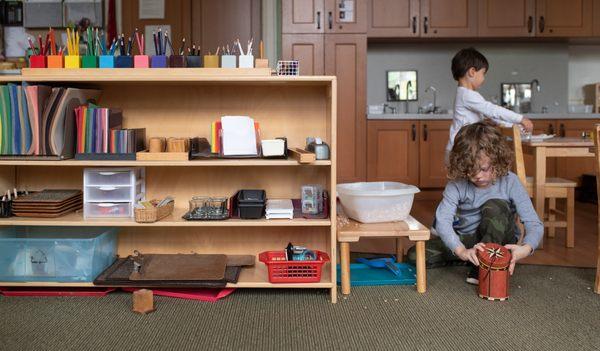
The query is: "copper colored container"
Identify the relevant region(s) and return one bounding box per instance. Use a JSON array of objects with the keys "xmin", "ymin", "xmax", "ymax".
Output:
[{"xmin": 477, "ymin": 243, "xmax": 512, "ymax": 301}]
